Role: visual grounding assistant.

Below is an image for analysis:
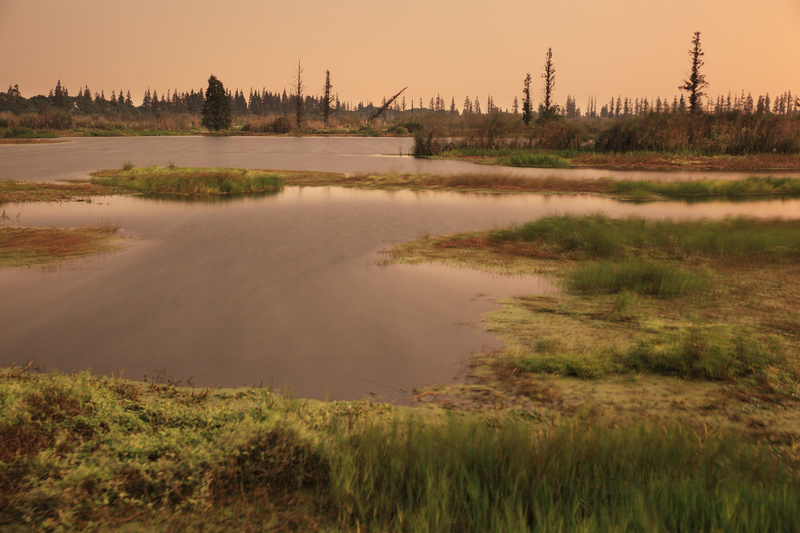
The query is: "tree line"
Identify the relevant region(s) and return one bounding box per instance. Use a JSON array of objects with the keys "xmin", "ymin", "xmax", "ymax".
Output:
[{"xmin": 1, "ymin": 33, "xmax": 798, "ymax": 127}]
